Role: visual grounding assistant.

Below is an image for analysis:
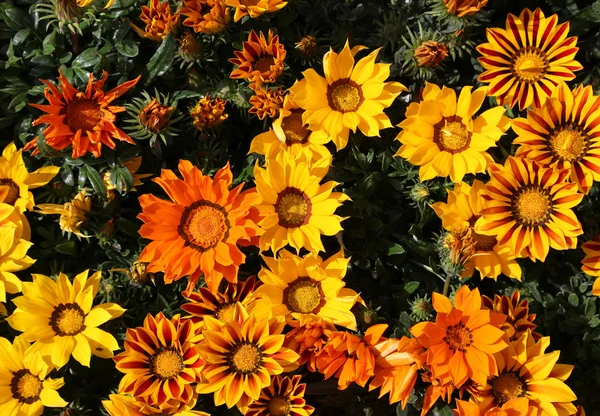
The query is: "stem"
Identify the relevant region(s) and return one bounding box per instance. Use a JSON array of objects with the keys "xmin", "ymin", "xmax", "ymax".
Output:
[
  {"xmin": 442, "ymin": 273, "xmax": 452, "ymax": 297},
  {"xmin": 71, "ymin": 33, "xmax": 80, "ymax": 56}
]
